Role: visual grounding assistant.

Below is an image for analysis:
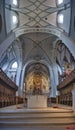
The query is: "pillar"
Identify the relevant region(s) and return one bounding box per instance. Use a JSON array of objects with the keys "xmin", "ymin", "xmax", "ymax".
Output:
[
  {"xmin": 56, "ymin": 90, "xmax": 60, "ymax": 107},
  {"xmin": 23, "ymin": 84, "xmax": 26, "ymax": 107},
  {"xmin": 16, "ymin": 90, "xmax": 18, "ymax": 108}
]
